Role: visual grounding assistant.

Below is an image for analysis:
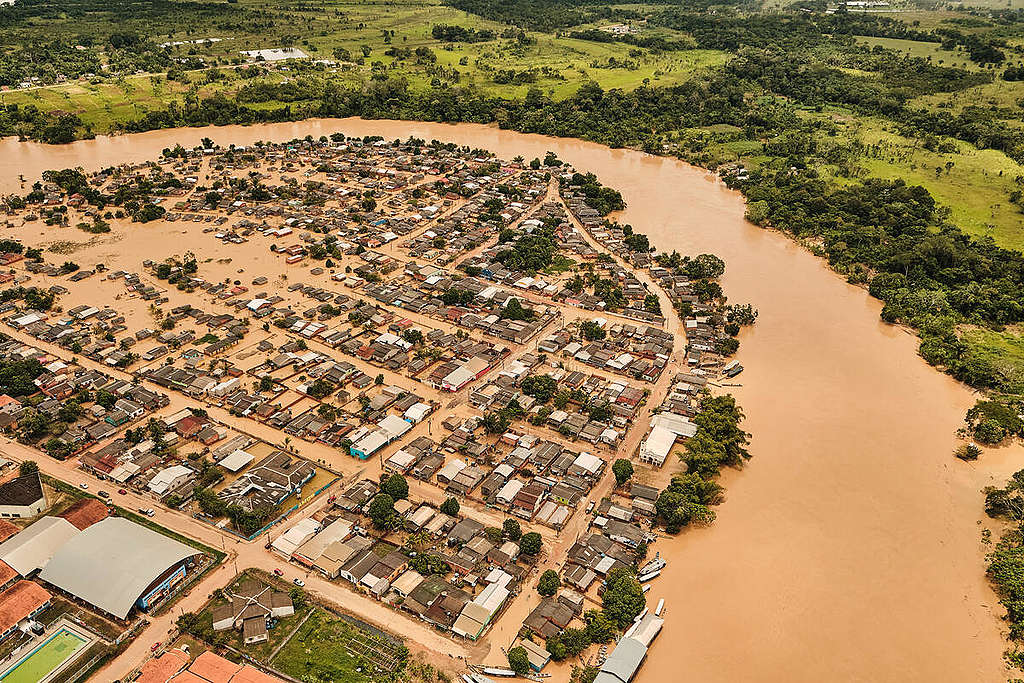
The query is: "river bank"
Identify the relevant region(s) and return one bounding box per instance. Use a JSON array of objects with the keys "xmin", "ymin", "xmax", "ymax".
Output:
[{"xmin": 0, "ymin": 118, "xmax": 1018, "ymax": 682}]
